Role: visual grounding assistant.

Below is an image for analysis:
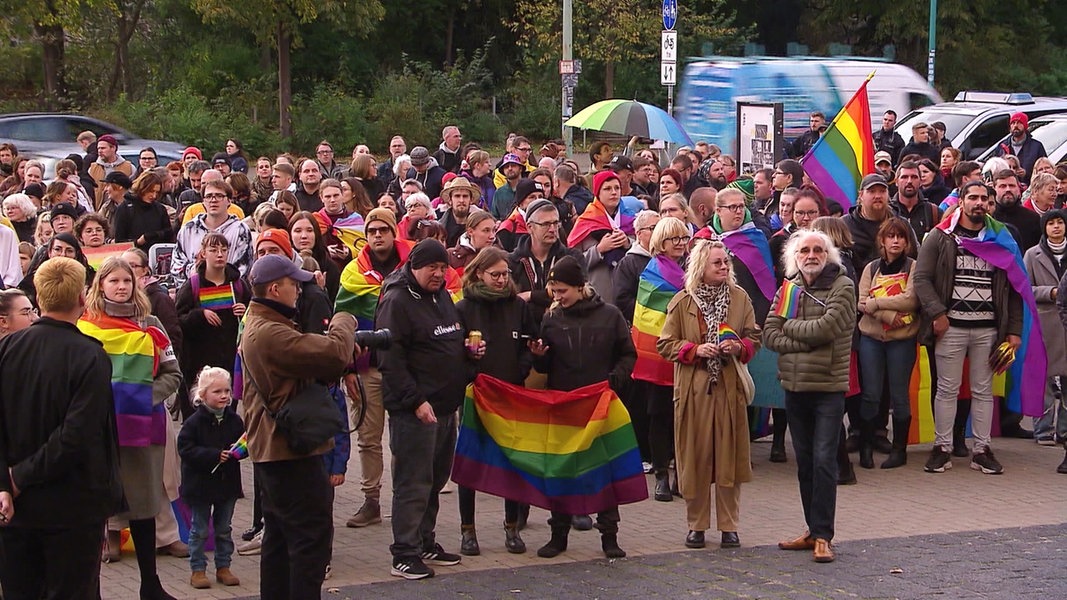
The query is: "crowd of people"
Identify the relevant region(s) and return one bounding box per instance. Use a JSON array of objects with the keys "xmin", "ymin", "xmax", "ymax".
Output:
[{"xmin": 0, "ymin": 112, "xmax": 1065, "ymax": 598}]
